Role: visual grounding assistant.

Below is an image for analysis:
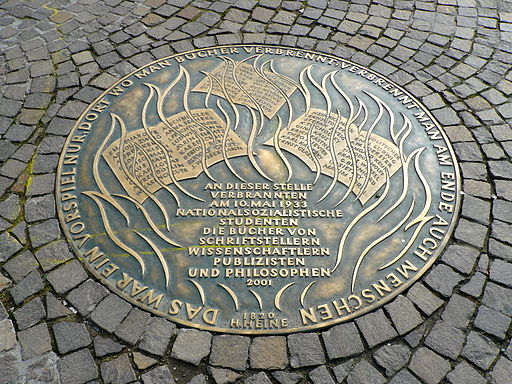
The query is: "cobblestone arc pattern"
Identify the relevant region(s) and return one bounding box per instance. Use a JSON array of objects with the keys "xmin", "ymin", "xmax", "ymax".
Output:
[{"xmin": 0, "ymin": 0, "xmax": 511, "ymax": 383}]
